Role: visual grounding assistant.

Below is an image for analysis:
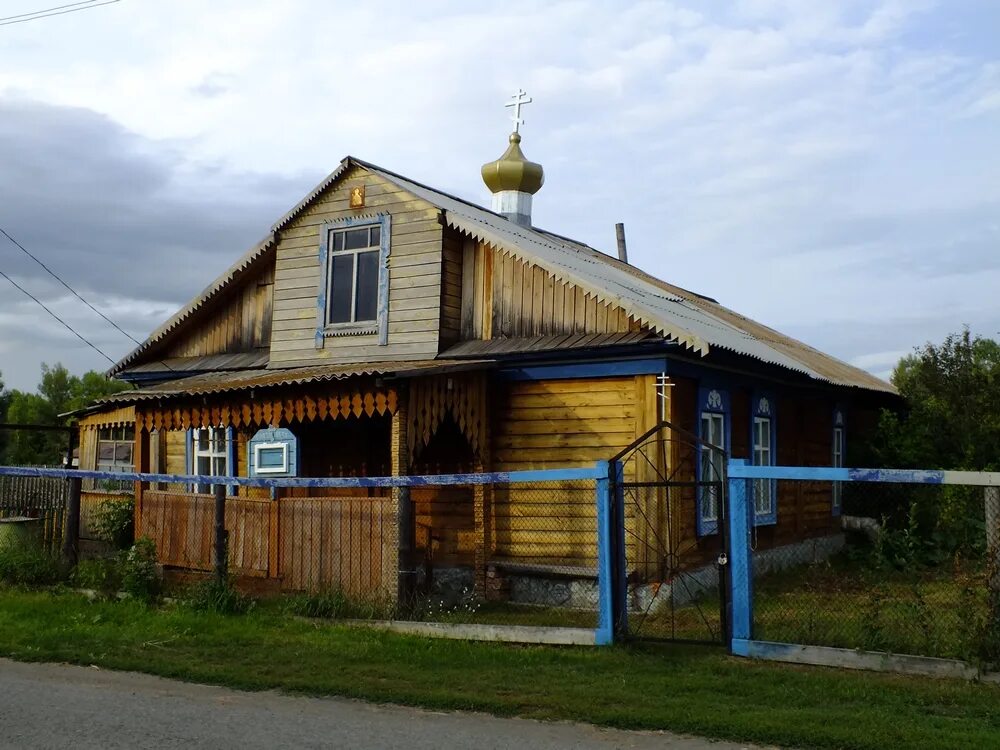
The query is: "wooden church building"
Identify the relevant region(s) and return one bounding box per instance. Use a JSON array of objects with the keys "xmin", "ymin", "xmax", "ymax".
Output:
[{"xmin": 77, "ymin": 96, "xmax": 895, "ymax": 601}]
